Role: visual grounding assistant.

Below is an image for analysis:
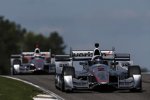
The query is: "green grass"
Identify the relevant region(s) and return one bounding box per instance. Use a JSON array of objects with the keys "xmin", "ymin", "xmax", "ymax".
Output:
[{"xmin": 0, "ymin": 76, "xmax": 43, "ymax": 100}]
